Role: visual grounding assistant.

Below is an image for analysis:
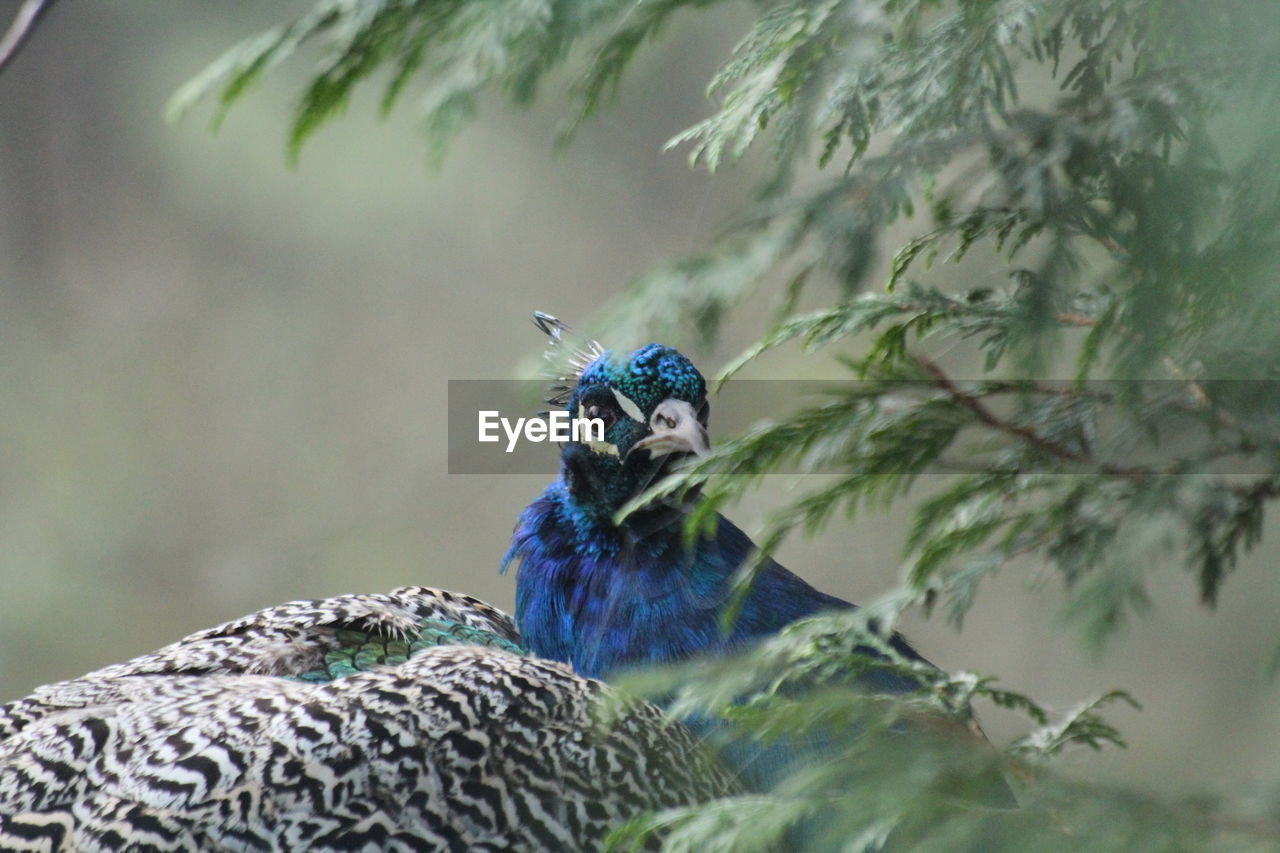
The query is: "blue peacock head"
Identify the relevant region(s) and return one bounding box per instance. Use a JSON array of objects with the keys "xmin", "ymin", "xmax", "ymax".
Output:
[{"xmin": 535, "ymin": 313, "xmax": 709, "ymax": 519}]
